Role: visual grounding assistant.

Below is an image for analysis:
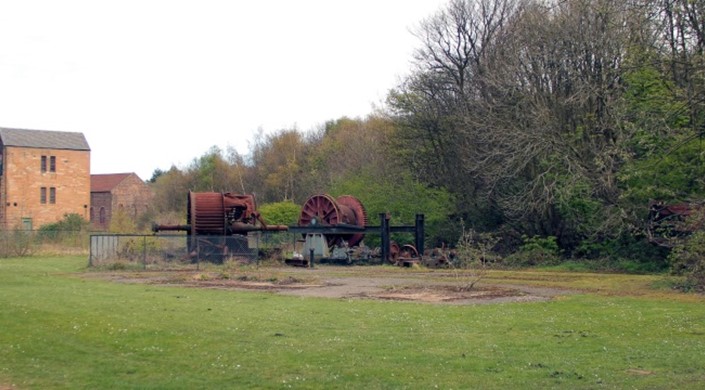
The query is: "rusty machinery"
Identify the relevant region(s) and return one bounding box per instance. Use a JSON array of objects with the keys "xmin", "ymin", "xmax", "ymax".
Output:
[
  {"xmin": 297, "ymin": 194, "xmax": 368, "ymax": 247},
  {"xmin": 153, "ymin": 191, "xmax": 425, "ymax": 265},
  {"xmin": 289, "ymin": 194, "xmax": 425, "ymax": 266},
  {"xmin": 153, "ymin": 191, "xmax": 287, "ymax": 262}
]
